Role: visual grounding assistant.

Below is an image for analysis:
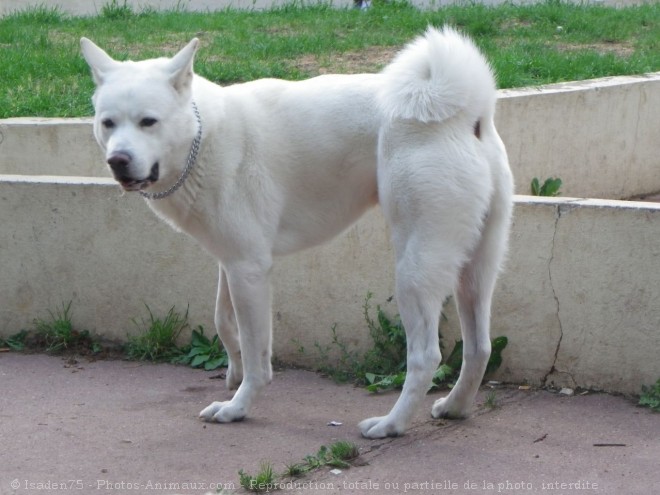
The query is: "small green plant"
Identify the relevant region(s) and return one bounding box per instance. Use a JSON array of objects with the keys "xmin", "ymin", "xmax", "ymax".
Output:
[
  {"xmin": 531, "ymin": 177, "xmax": 563, "ymax": 197},
  {"xmin": 282, "ymin": 462, "xmax": 307, "ymax": 478},
  {"xmin": 173, "ymin": 327, "xmax": 228, "ymax": 370},
  {"xmin": 483, "ymin": 390, "xmax": 499, "ymax": 409},
  {"xmin": 313, "ymin": 324, "xmax": 363, "ymax": 383},
  {"xmin": 0, "ymin": 330, "xmax": 29, "ymax": 351},
  {"xmin": 487, "ymin": 335, "xmax": 509, "ymax": 375},
  {"xmin": 124, "ymin": 305, "xmax": 188, "ymax": 362},
  {"xmin": 239, "ymin": 462, "xmax": 276, "ymax": 493},
  {"xmin": 33, "ymin": 301, "xmax": 97, "ymax": 354},
  {"xmin": 639, "ymin": 378, "xmax": 660, "ymax": 412},
  {"xmin": 365, "ymin": 370, "xmax": 407, "ymax": 392}
]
